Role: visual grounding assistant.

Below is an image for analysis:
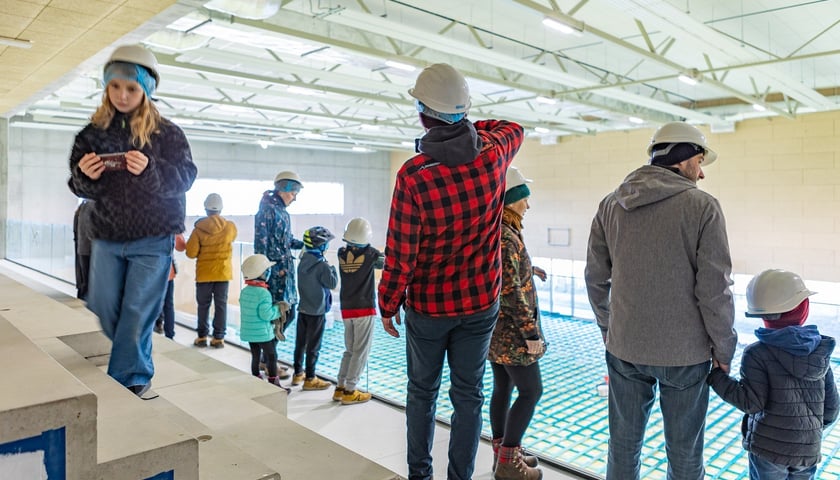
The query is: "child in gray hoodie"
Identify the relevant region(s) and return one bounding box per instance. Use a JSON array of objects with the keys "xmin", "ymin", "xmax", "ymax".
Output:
[{"xmin": 291, "ymin": 226, "xmax": 338, "ymax": 391}]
